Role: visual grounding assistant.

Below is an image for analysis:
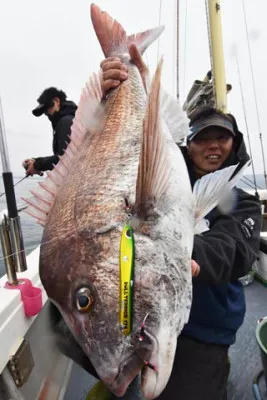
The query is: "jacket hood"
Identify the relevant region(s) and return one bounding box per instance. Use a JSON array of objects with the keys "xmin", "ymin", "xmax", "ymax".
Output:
[
  {"xmin": 48, "ymin": 100, "xmax": 77, "ymax": 129},
  {"xmin": 59, "ymin": 100, "xmax": 77, "ymax": 117}
]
